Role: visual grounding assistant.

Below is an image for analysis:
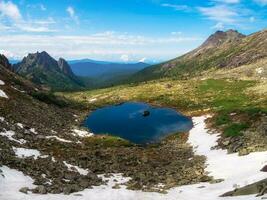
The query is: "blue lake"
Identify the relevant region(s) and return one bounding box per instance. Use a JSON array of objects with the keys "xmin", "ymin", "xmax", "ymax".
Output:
[{"xmin": 83, "ymin": 102, "xmax": 193, "ymax": 145}]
